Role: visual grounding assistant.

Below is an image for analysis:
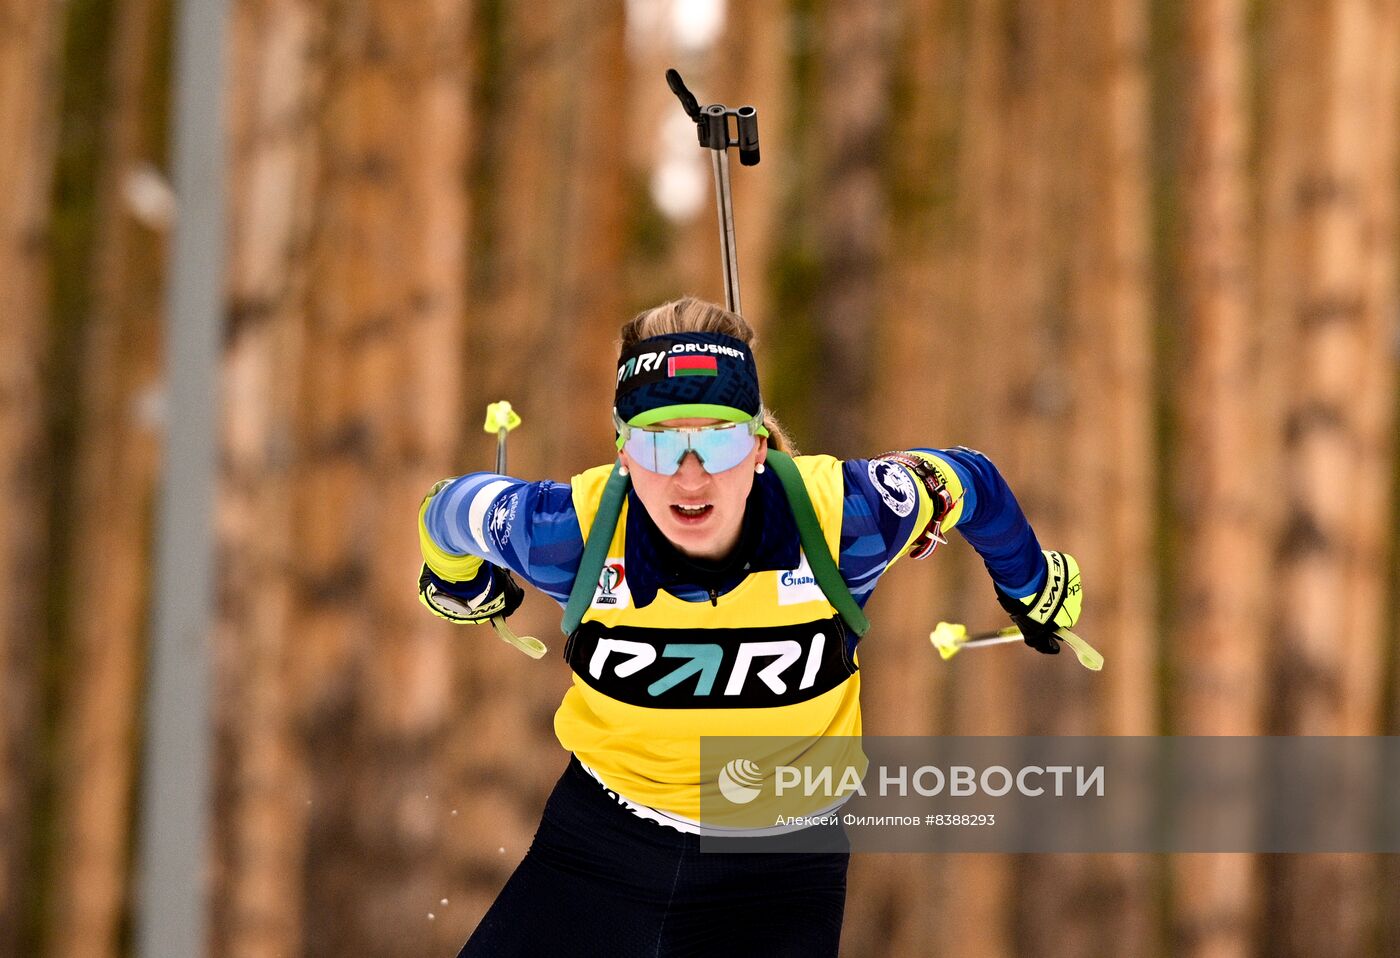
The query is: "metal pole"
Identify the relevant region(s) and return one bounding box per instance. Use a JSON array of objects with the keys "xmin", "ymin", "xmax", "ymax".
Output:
[
  {"xmin": 710, "ymin": 148, "xmax": 741, "ymax": 314},
  {"xmin": 137, "ymin": 0, "xmax": 228, "ymax": 953},
  {"xmin": 665, "ymin": 72, "xmax": 759, "ymax": 317}
]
